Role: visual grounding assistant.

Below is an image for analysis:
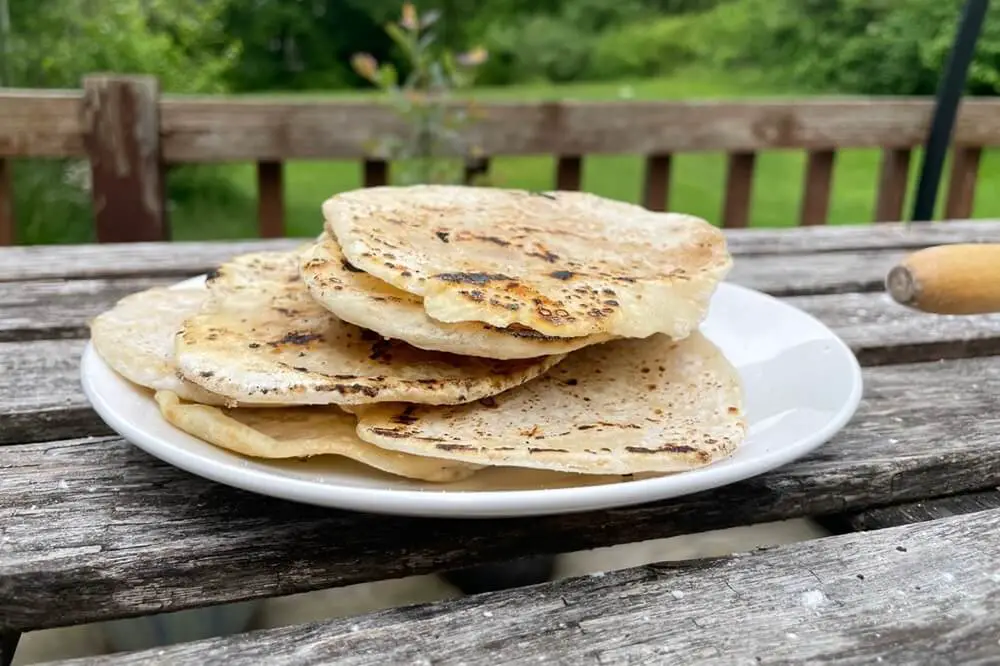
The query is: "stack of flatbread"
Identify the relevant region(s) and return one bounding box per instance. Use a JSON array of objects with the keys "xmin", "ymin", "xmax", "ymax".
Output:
[{"xmin": 89, "ymin": 185, "xmax": 746, "ymax": 485}]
